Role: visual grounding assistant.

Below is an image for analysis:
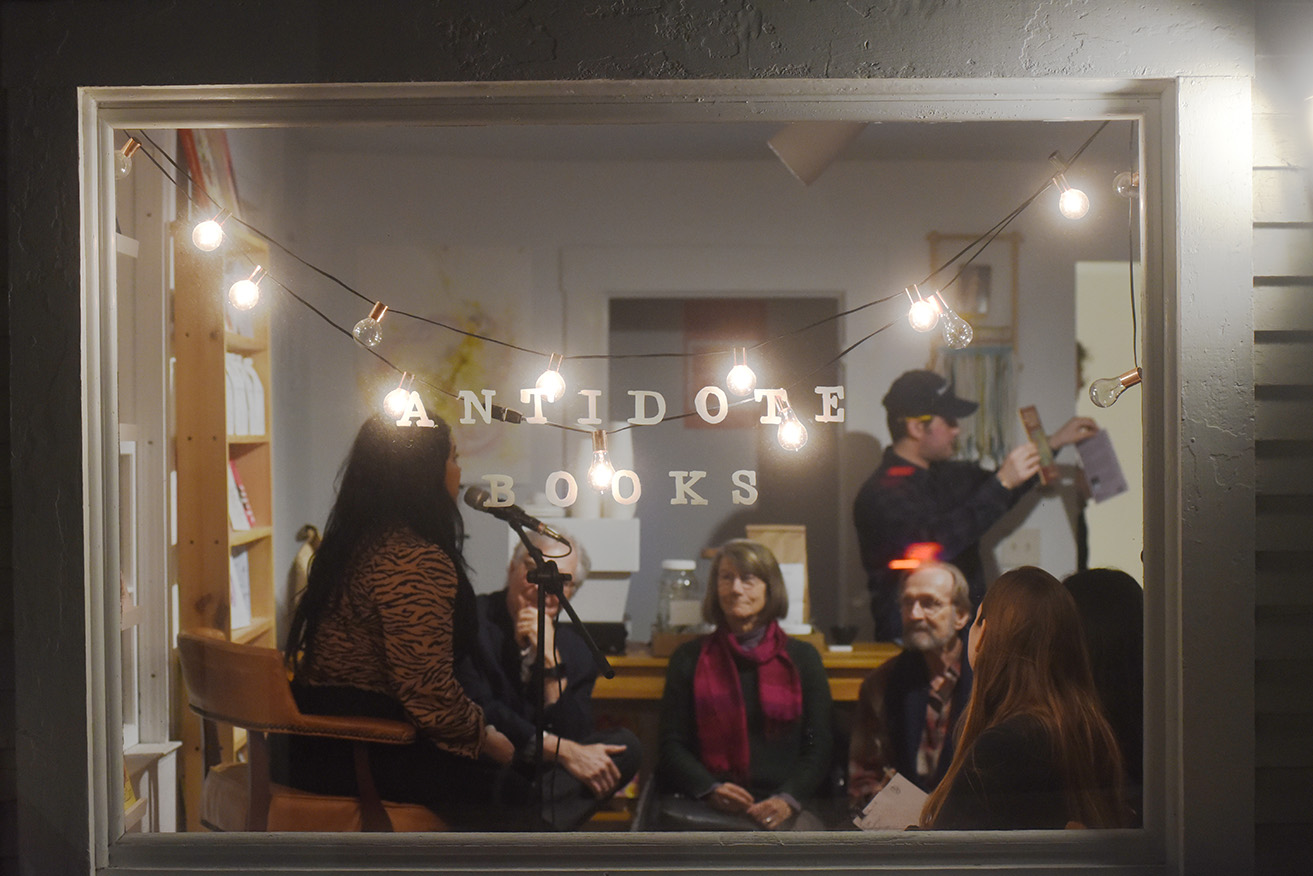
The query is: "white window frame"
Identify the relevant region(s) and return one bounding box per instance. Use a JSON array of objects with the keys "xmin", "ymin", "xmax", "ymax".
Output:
[{"xmin": 74, "ymin": 77, "xmax": 1252, "ymax": 875}]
